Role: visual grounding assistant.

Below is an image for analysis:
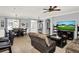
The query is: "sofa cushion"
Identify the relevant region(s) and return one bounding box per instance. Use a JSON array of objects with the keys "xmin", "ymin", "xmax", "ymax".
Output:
[
  {"xmin": 38, "ymin": 34, "xmax": 51, "ymax": 46},
  {"xmin": 29, "ymin": 32, "xmax": 39, "ymax": 37},
  {"xmin": 29, "ymin": 32, "xmax": 51, "ymax": 46}
]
